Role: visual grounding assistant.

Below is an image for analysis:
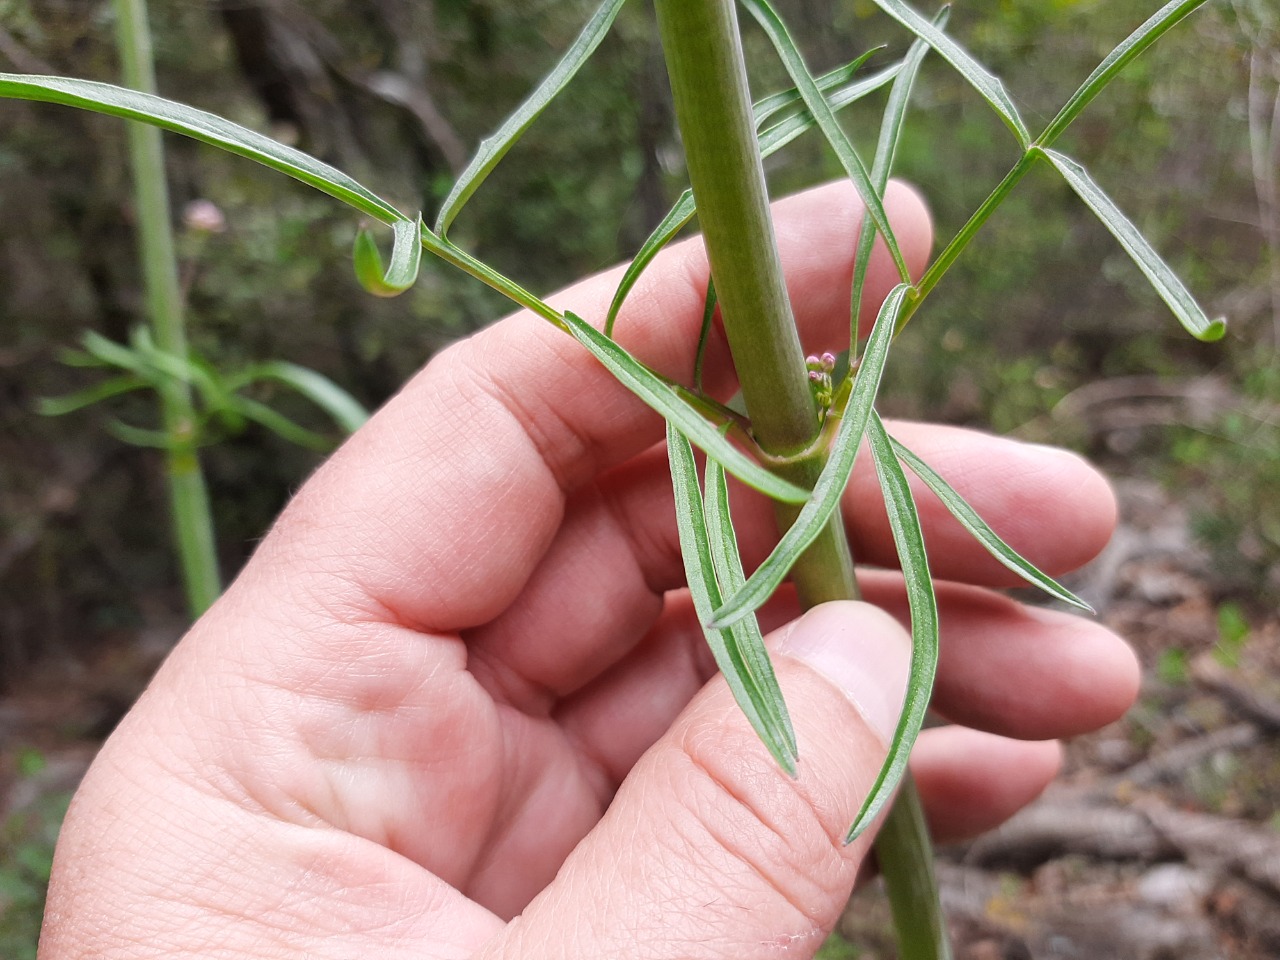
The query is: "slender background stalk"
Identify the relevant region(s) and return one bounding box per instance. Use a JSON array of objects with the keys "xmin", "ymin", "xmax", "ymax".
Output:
[
  {"xmin": 651, "ymin": 1, "xmax": 946, "ymax": 957},
  {"xmin": 113, "ymin": 0, "xmax": 221, "ymax": 616}
]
